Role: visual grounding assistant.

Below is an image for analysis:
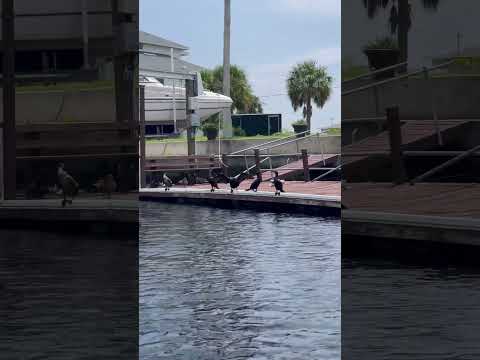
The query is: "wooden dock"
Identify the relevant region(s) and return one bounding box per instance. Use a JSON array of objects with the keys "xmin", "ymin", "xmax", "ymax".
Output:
[
  {"xmin": 343, "ymin": 182, "xmax": 480, "ymax": 246},
  {"xmin": 140, "ymin": 181, "xmax": 341, "ymax": 216},
  {"xmin": 343, "ymin": 120, "xmax": 468, "ymax": 165},
  {"xmin": 0, "ymin": 196, "xmax": 138, "ymax": 235},
  {"xmin": 271, "ymin": 154, "xmax": 339, "ymax": 179}
]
